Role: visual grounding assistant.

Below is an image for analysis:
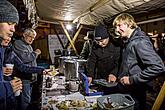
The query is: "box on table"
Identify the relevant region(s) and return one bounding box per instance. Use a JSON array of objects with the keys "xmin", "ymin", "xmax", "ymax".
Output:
[
  {"xmin": 97, "ymin": 93, "xmax": 135, "ymax": 110},
  {"xmin": 79, "ymin": 72, "xmax": 103, "ymax": 96}
]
